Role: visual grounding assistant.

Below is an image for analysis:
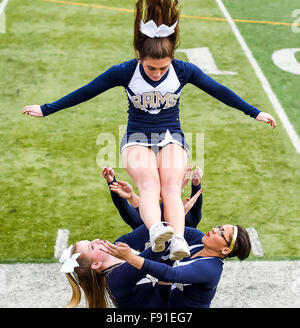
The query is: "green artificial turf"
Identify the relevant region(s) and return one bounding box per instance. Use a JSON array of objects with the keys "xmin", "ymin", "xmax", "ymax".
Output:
[{"xmin": 223, "ymin": 0, "xmax": 300, "ymax": 134}]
